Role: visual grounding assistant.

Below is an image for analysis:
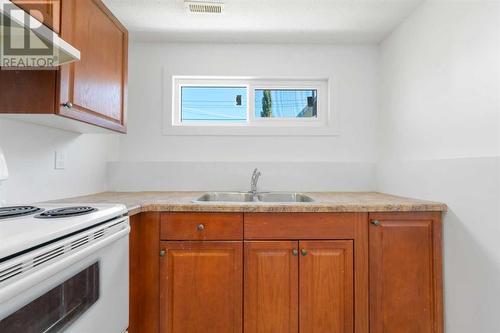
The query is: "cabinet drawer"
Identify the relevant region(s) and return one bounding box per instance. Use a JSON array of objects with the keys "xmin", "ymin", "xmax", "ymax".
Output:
[
  {"xmin": 161, "ymin": 213, "xmax": 243, "ymax": 240},
  {"xmin": 244, "ymin": 213, "xmax": 359, "ymax": 239}
]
